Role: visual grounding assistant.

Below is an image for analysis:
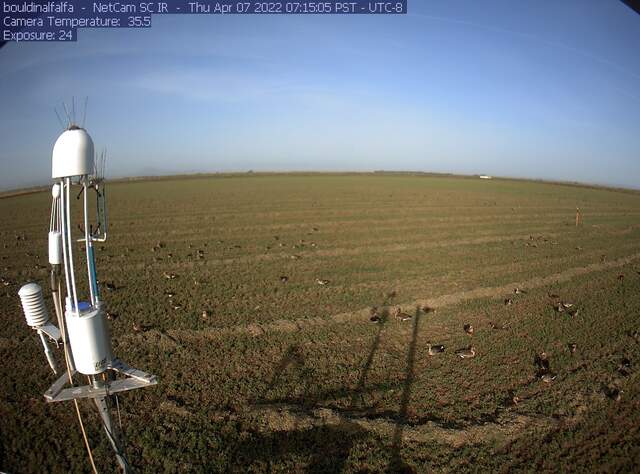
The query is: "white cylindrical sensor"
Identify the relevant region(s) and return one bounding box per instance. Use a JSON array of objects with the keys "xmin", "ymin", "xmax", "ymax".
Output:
[
  {"xmin": 65, "ymin": 305, "xmax": 113, "ymax": 375},
  {"xmin": 18, "ymin": 282, "xmax": 49, "ymax": 328},
  {"xmin": 48, "ymin": 231, "xmax": 63, "ymax": 265}
]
